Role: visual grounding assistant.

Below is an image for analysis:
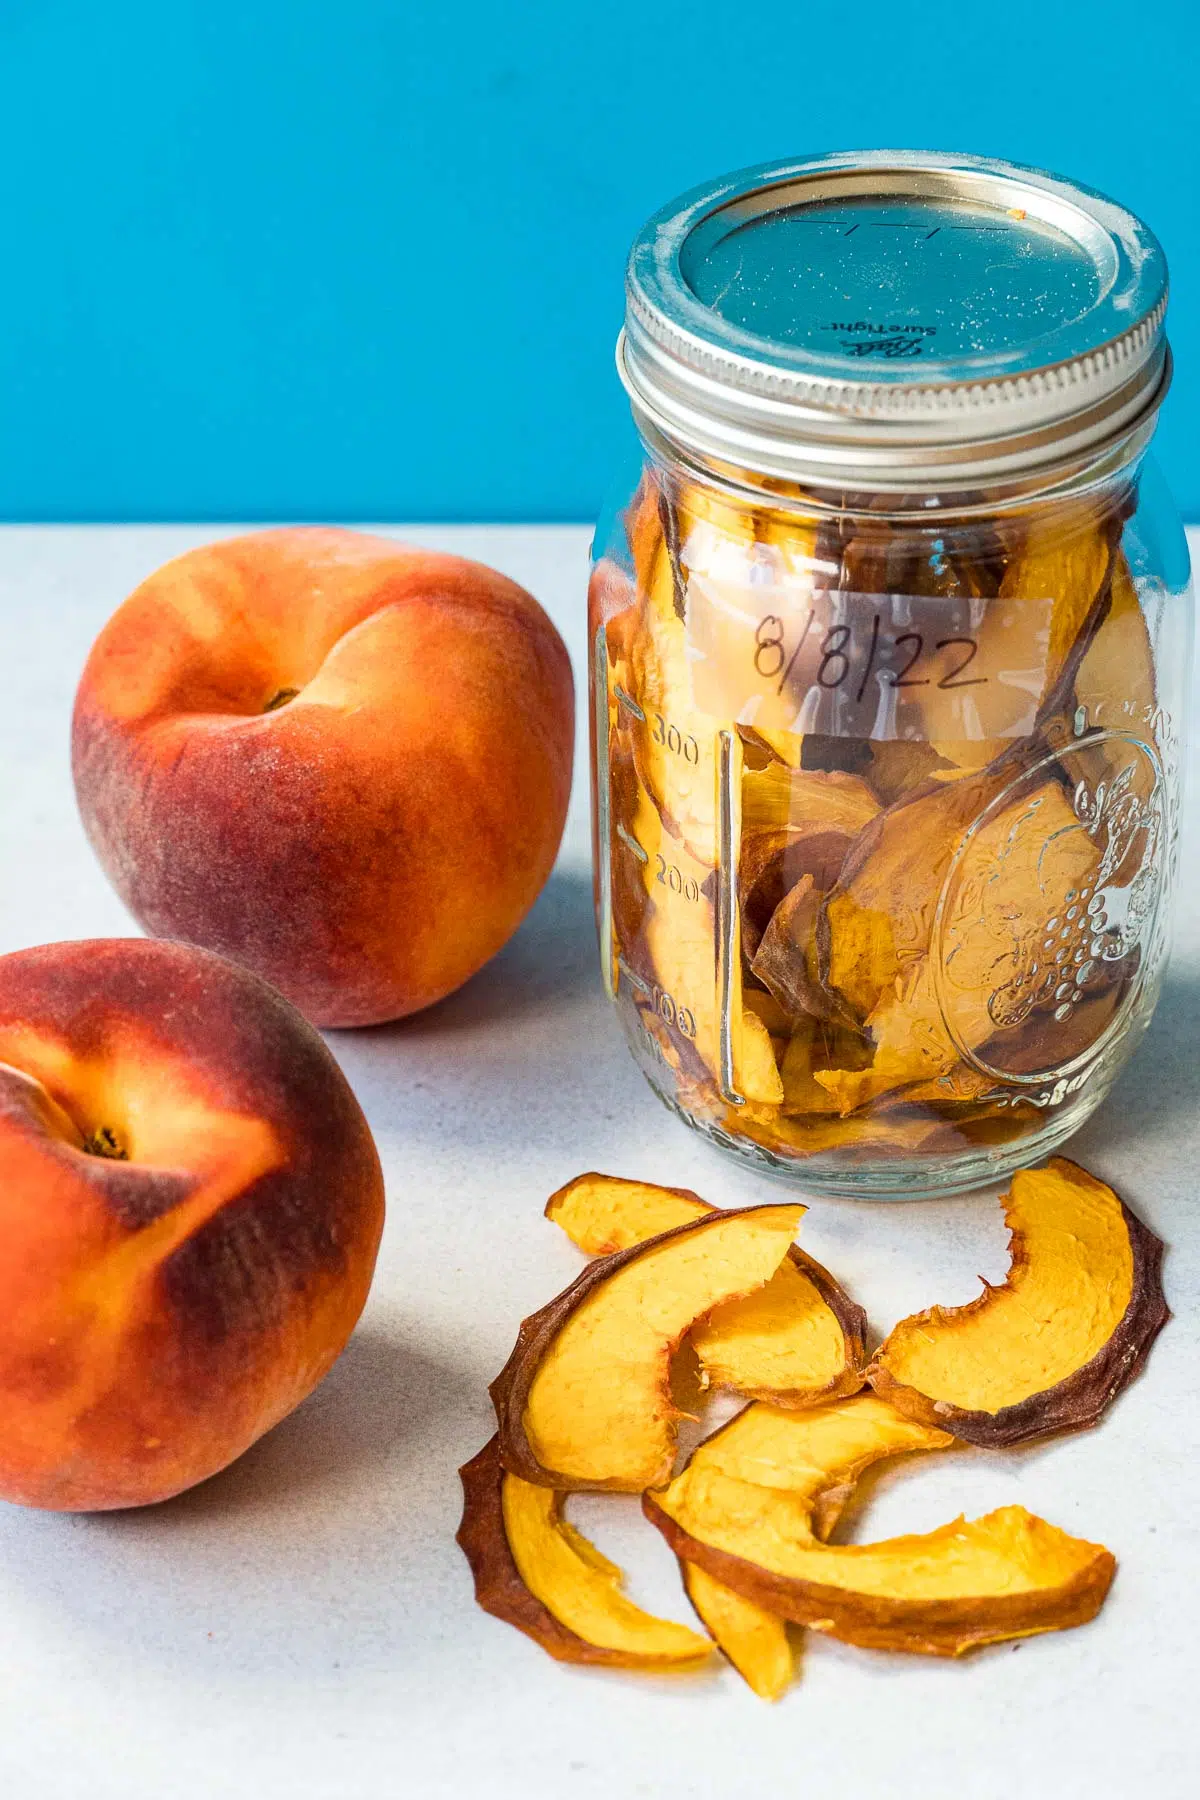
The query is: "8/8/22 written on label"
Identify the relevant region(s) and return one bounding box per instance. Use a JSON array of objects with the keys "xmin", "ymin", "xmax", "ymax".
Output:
[
  {"xmin": 686, "ymin": 578, "xmax": 1054, "ymax": 743},
  {"xmin": 753, "ymin": 609, "xmax": 984, "ymax": 701}
]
